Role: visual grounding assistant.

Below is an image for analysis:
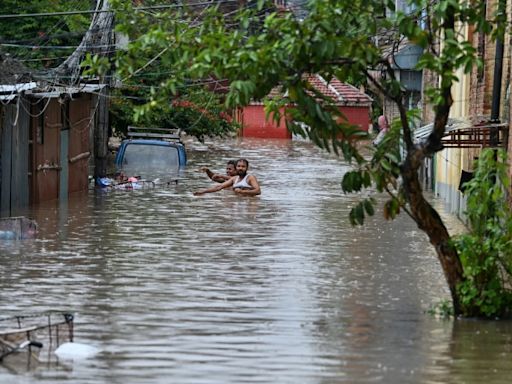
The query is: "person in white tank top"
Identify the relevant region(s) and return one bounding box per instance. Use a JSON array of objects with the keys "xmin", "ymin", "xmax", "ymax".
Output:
[
  {"xmin": 194, "ymin": 158, "xmax": 261, "ymax": 196},
  {"xmin": 232, "ymin": 174, "xmax": 252, "ymax": 189}
]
